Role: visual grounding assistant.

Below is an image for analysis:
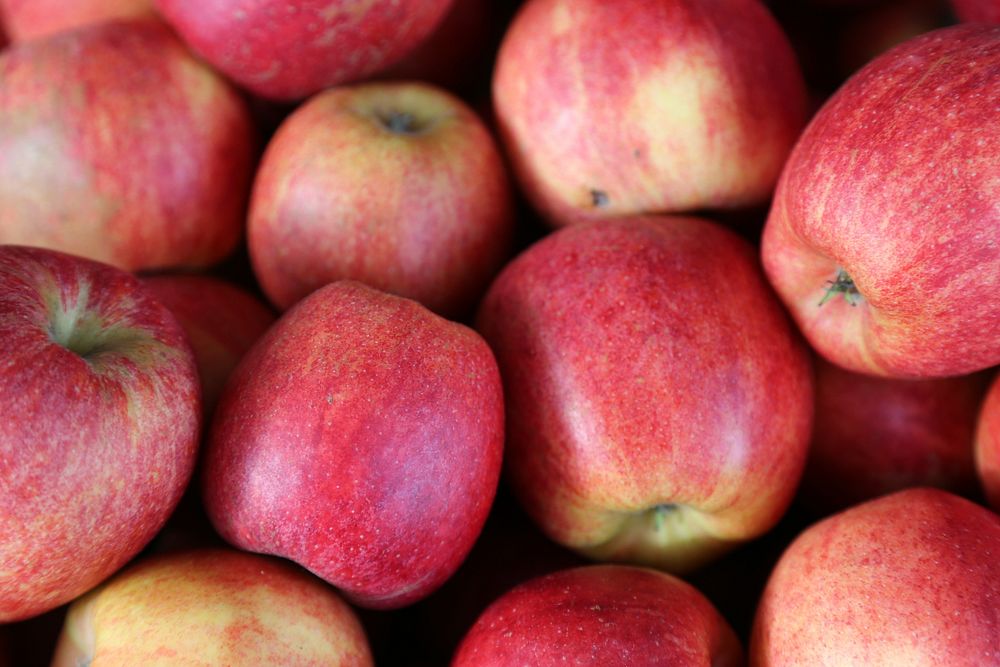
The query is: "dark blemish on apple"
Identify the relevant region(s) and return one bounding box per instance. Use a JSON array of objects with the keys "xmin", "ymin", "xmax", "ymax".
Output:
[
  {"xmin": 818, "ymin": 269, "xmax": 861, "ymax": 307},
  {"xmin": 590, "ymin": 189, "xmax": 609, "ymax": 207}
]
